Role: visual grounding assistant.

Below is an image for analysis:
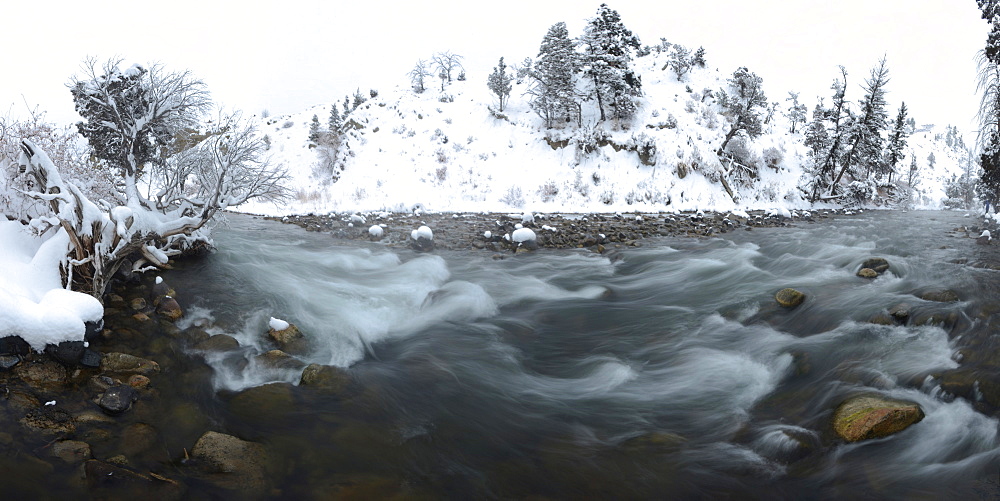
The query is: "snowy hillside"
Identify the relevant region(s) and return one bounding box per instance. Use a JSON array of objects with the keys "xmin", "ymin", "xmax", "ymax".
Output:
[{"xmin": 237, "ymin": 49, "xmax": 973, "ymax": 216}]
